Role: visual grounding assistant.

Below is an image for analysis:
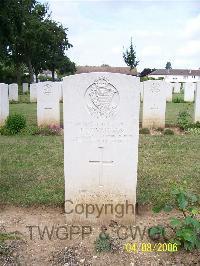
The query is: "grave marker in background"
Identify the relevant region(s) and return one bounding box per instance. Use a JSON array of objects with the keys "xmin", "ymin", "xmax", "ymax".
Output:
[
  {"xmin": 9, "ymin": 83, "xmax": 18, "ymax": 101},
  {"xmin": 140, "ymin": 82, "xmax": 144, "ymax": 102},
  {"xmin": 194, "ymin": 83, "xmax": 200, "ymax": 122},
  {"xmin": 22, "ymin": 83, "xmax": 29, "ymax": 93},
  {"xmin": 142, "ymin": 80, "xmax": 166, "ymax": 128},
  {"xmin": 55, "ymin": 82, "xmax": 63, "ymax": 101},
  {"xmin": 165, "ymin": 82, "xmax": 173, "ymax": 102},
  {"xmin": 0, "ymin": 83, "xmax": 9, "ymax": 126},
  {"xmin": 30, "ymin": 83, "xmax": 37, "ymax": 102},
  {"xmin": 184, "ymin": 82, "xmax": 195, "ymax": 102},
  {"xmin": 173, "ymin": 82, "xmax": 181, "ymax": 93},
  {"xmin": 37, "ymin": 82, "xmax": 60, "ymax": 127}
]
